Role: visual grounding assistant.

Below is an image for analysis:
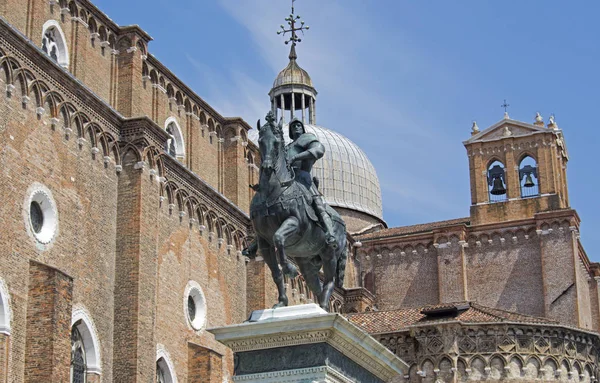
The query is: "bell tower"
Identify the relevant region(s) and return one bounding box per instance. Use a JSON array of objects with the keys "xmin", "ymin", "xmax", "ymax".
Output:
[{"xmin": 464, "ymin": 112, "xmax": 570, "ymax": 225}]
